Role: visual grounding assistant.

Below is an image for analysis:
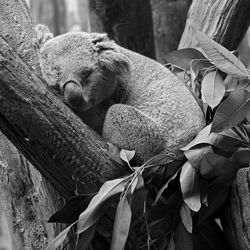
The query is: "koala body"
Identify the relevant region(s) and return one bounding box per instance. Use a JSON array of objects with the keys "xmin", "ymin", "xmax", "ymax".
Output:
[{"xmin": 38, "ymin": 29, "xmax": 205, "ymax": 163}]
